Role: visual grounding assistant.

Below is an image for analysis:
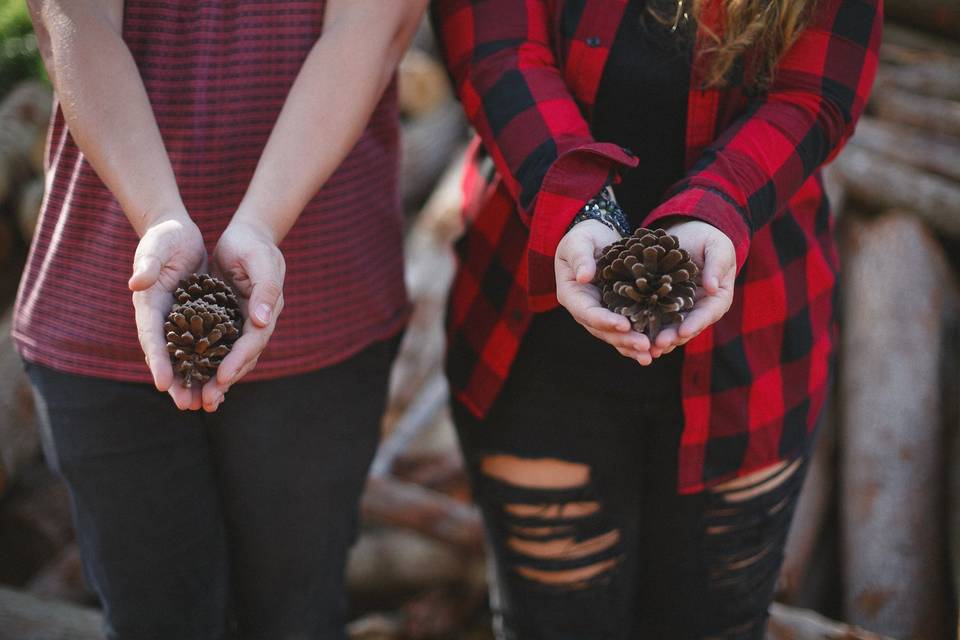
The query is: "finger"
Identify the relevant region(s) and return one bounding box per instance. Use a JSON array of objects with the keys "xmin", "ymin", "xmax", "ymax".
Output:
[
  {"xmin": 580, "ymin": 305, "xmax": 633, "ymax": 334},
  {"xmin": 678, "ymin": 291, "xmax": 734, "ymax": 339},
  {"xmin": 238, "ymin": 248, "xmax": 285, "ymax": 328},
  {"xmin": 229, "ymin": 357, "xmax": 259, "ymax": 388},
  {"xmin": 214, "ymin": 325, "xmax": 271, "ymax": 387},
  {"xmin": 129, "ymin": 253, "xmax": 163, "ymax": 292},
  {"xmin": 653, "ymin": 325, "xmax": 681, "ymax": 352},
  {"xmin": 133, "ymin": 289, "xmax": 174, "ymax": 391},
  {"xmin": 201, "ymin": 377, "xmax": 227, "ymax": 413},
  {"xmin": 558, "ymin": 233, "xmax": 599, "ymax": 284},
  {"xmin": 167, "ymin": 381, "xmax": 200, "ymax": 411},
  {"xmin": 615, "ymin": 346, "xmax": 640, "ymax": 360},
  {"xmin": 701, "ymin": 239, "xmax": 736, "ymax": 296},
  {"xmin": 558, "ymin": 283, "xmax": 630, "ymax": 333},
  {"xmin": 584, "ymin": 325, "xmax": 651, "ymax": 355},
  {"xmin": 249, "ymin": 284, "xmax": 282, "ymax": 328}
]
